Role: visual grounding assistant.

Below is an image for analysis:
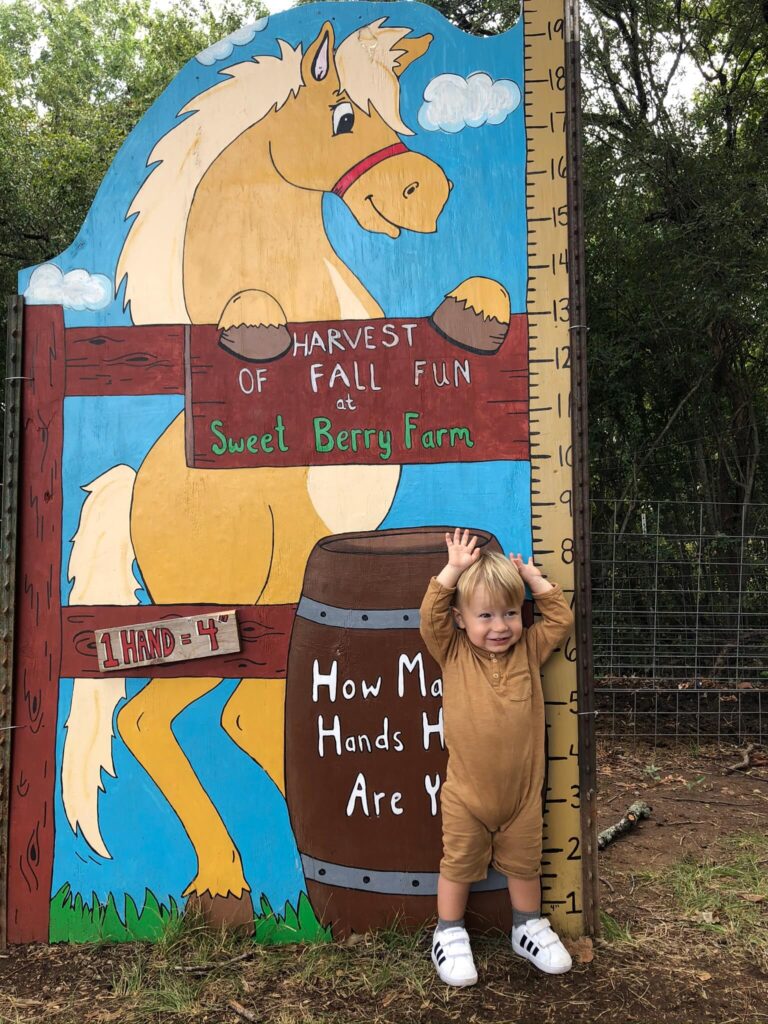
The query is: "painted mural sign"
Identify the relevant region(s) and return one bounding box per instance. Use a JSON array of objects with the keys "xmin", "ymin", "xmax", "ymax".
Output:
[
  {"xmin": 94, "ymin": 611, "xmax": 239, "ymax": 673},
  {"xmin": 6, "ymin": 0, "xmax": 590, "ymax": 945}
]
